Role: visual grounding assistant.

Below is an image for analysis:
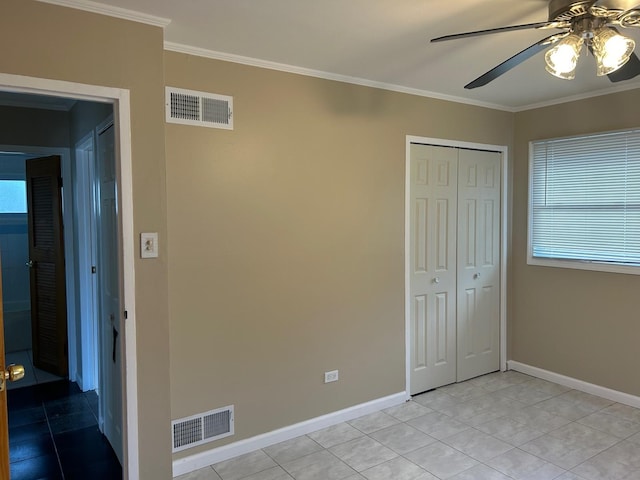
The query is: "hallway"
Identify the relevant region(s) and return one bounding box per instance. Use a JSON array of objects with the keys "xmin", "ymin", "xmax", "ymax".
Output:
[{"xmin": 8, "ymin": 380, "xmax": 121, "ymax": 479}]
